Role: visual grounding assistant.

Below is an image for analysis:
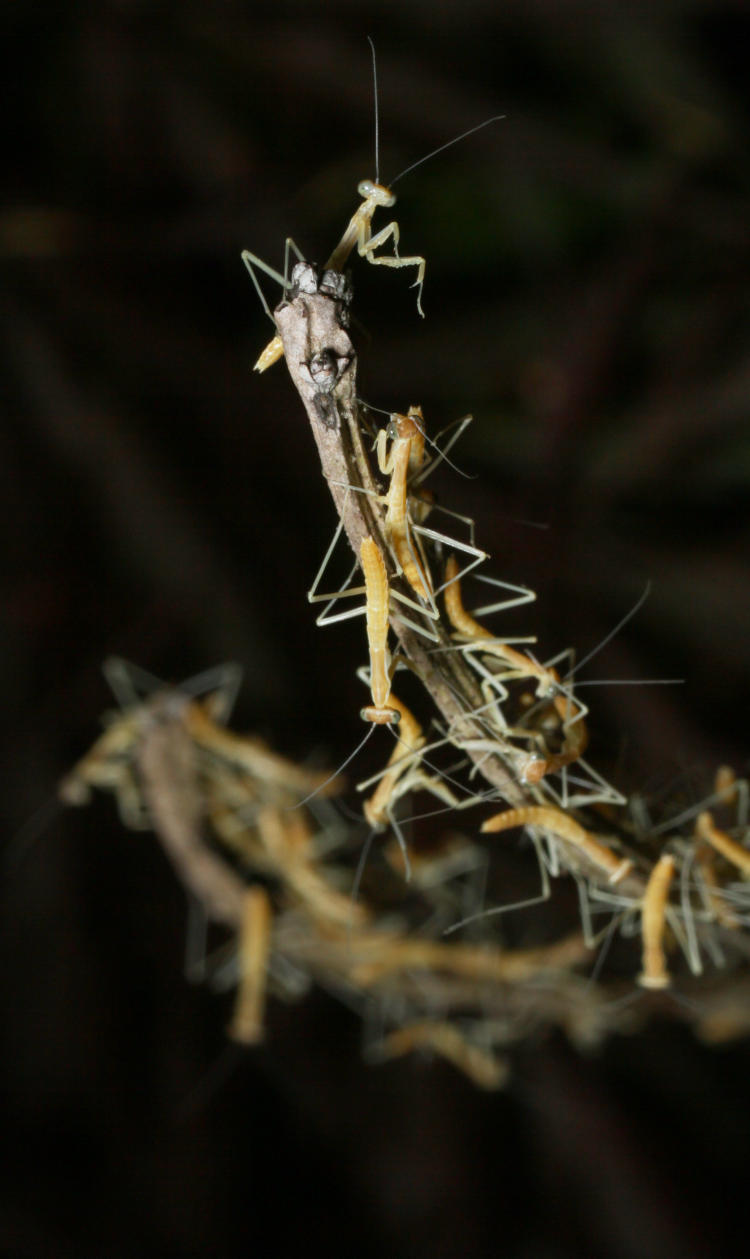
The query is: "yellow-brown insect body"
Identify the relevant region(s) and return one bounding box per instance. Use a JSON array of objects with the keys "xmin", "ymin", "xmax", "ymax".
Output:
[
  {"xmin": 696, "ymin": 811, "xmax": 750, "ymax": 876},
  {"xmin": 378, "ymin": 406, "xmax": 432, "ymax": 601},
  {"xmin": 481, "ymin": 806, "xmax": 632, "ymax": 885},
  {"xmin": 228, "ymin": 886, "xmax": 273, "ymax": 1044},
  {"xmin": 443, "ymin": 556, "xmax": 588, "ymax": 778},
  {"xmin": 360, "ymin": 536, "xmax": 400, "ymax": 724},
  {"xmin": 363, "ymin": 694, "xmax": 425, "ymax": 828},
  {"xmin": 638, "ymin": 854, "xmax": 676, "ymax": 990},
  {"xmin": 444, "ymin": 555, "xmax": 535, "ymax": 669}
]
